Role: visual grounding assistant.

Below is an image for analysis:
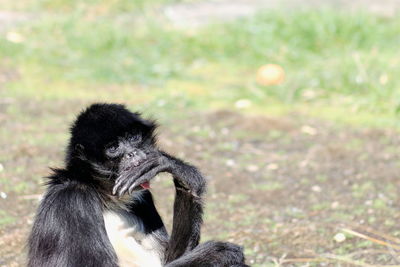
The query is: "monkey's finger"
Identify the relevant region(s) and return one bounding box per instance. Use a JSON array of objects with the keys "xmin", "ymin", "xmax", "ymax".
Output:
[
  {"xmin": 113, "ymin": 176, "xmax": 128, "ymax": 195},
  {"xmin": 112, "ymin": 185, "xmax": 119, "ymax": 195},
  {"xmin": 113, "ymin": 177, "xmax": 131, "ymax": 195},
  {"xmin": 115, "ymin": 159, "xmax": 158, "ymax": 187},
  {"xmin": 117, "ymin": 182, "xmax": 132, "ymax": 197},
  {"xmin": 127, "ymin": 183, "xmax": 139, "ymax": 195},
  {"xmin": 127, "ymin": 165, "xmax": 167, "ymax": 195},
  {"xmin": 116, "ymin": 161, "xmax": 159, "ymax": 196},
  {"xmin": 113, "ymin": 176, "xmax": 135, "ymax": 195},
  {"xmin": 113, "ymin": 161, "xmax": 159, "ymax": 195}
]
